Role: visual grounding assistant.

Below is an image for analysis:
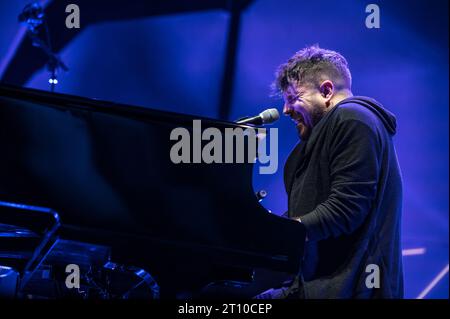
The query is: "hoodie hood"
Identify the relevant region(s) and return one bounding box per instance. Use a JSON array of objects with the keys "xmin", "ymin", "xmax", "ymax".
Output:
[{"xmin": 337, "ymin": 96, "xmax": 397, "ymax": 135}]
